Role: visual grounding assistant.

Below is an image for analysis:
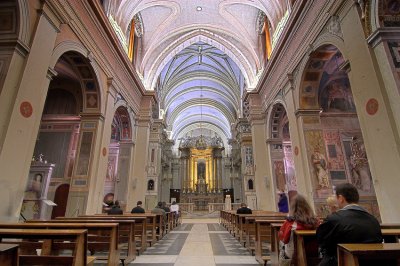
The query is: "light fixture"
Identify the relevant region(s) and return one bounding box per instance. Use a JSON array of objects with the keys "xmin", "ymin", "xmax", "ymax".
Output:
[
  {"xmin": 195, "ymin": 83, "xmax": 207, "ymax": 150},
  {"xmin": 196, "ymin": 6, "xmax": 202, "ymax": 11}
]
